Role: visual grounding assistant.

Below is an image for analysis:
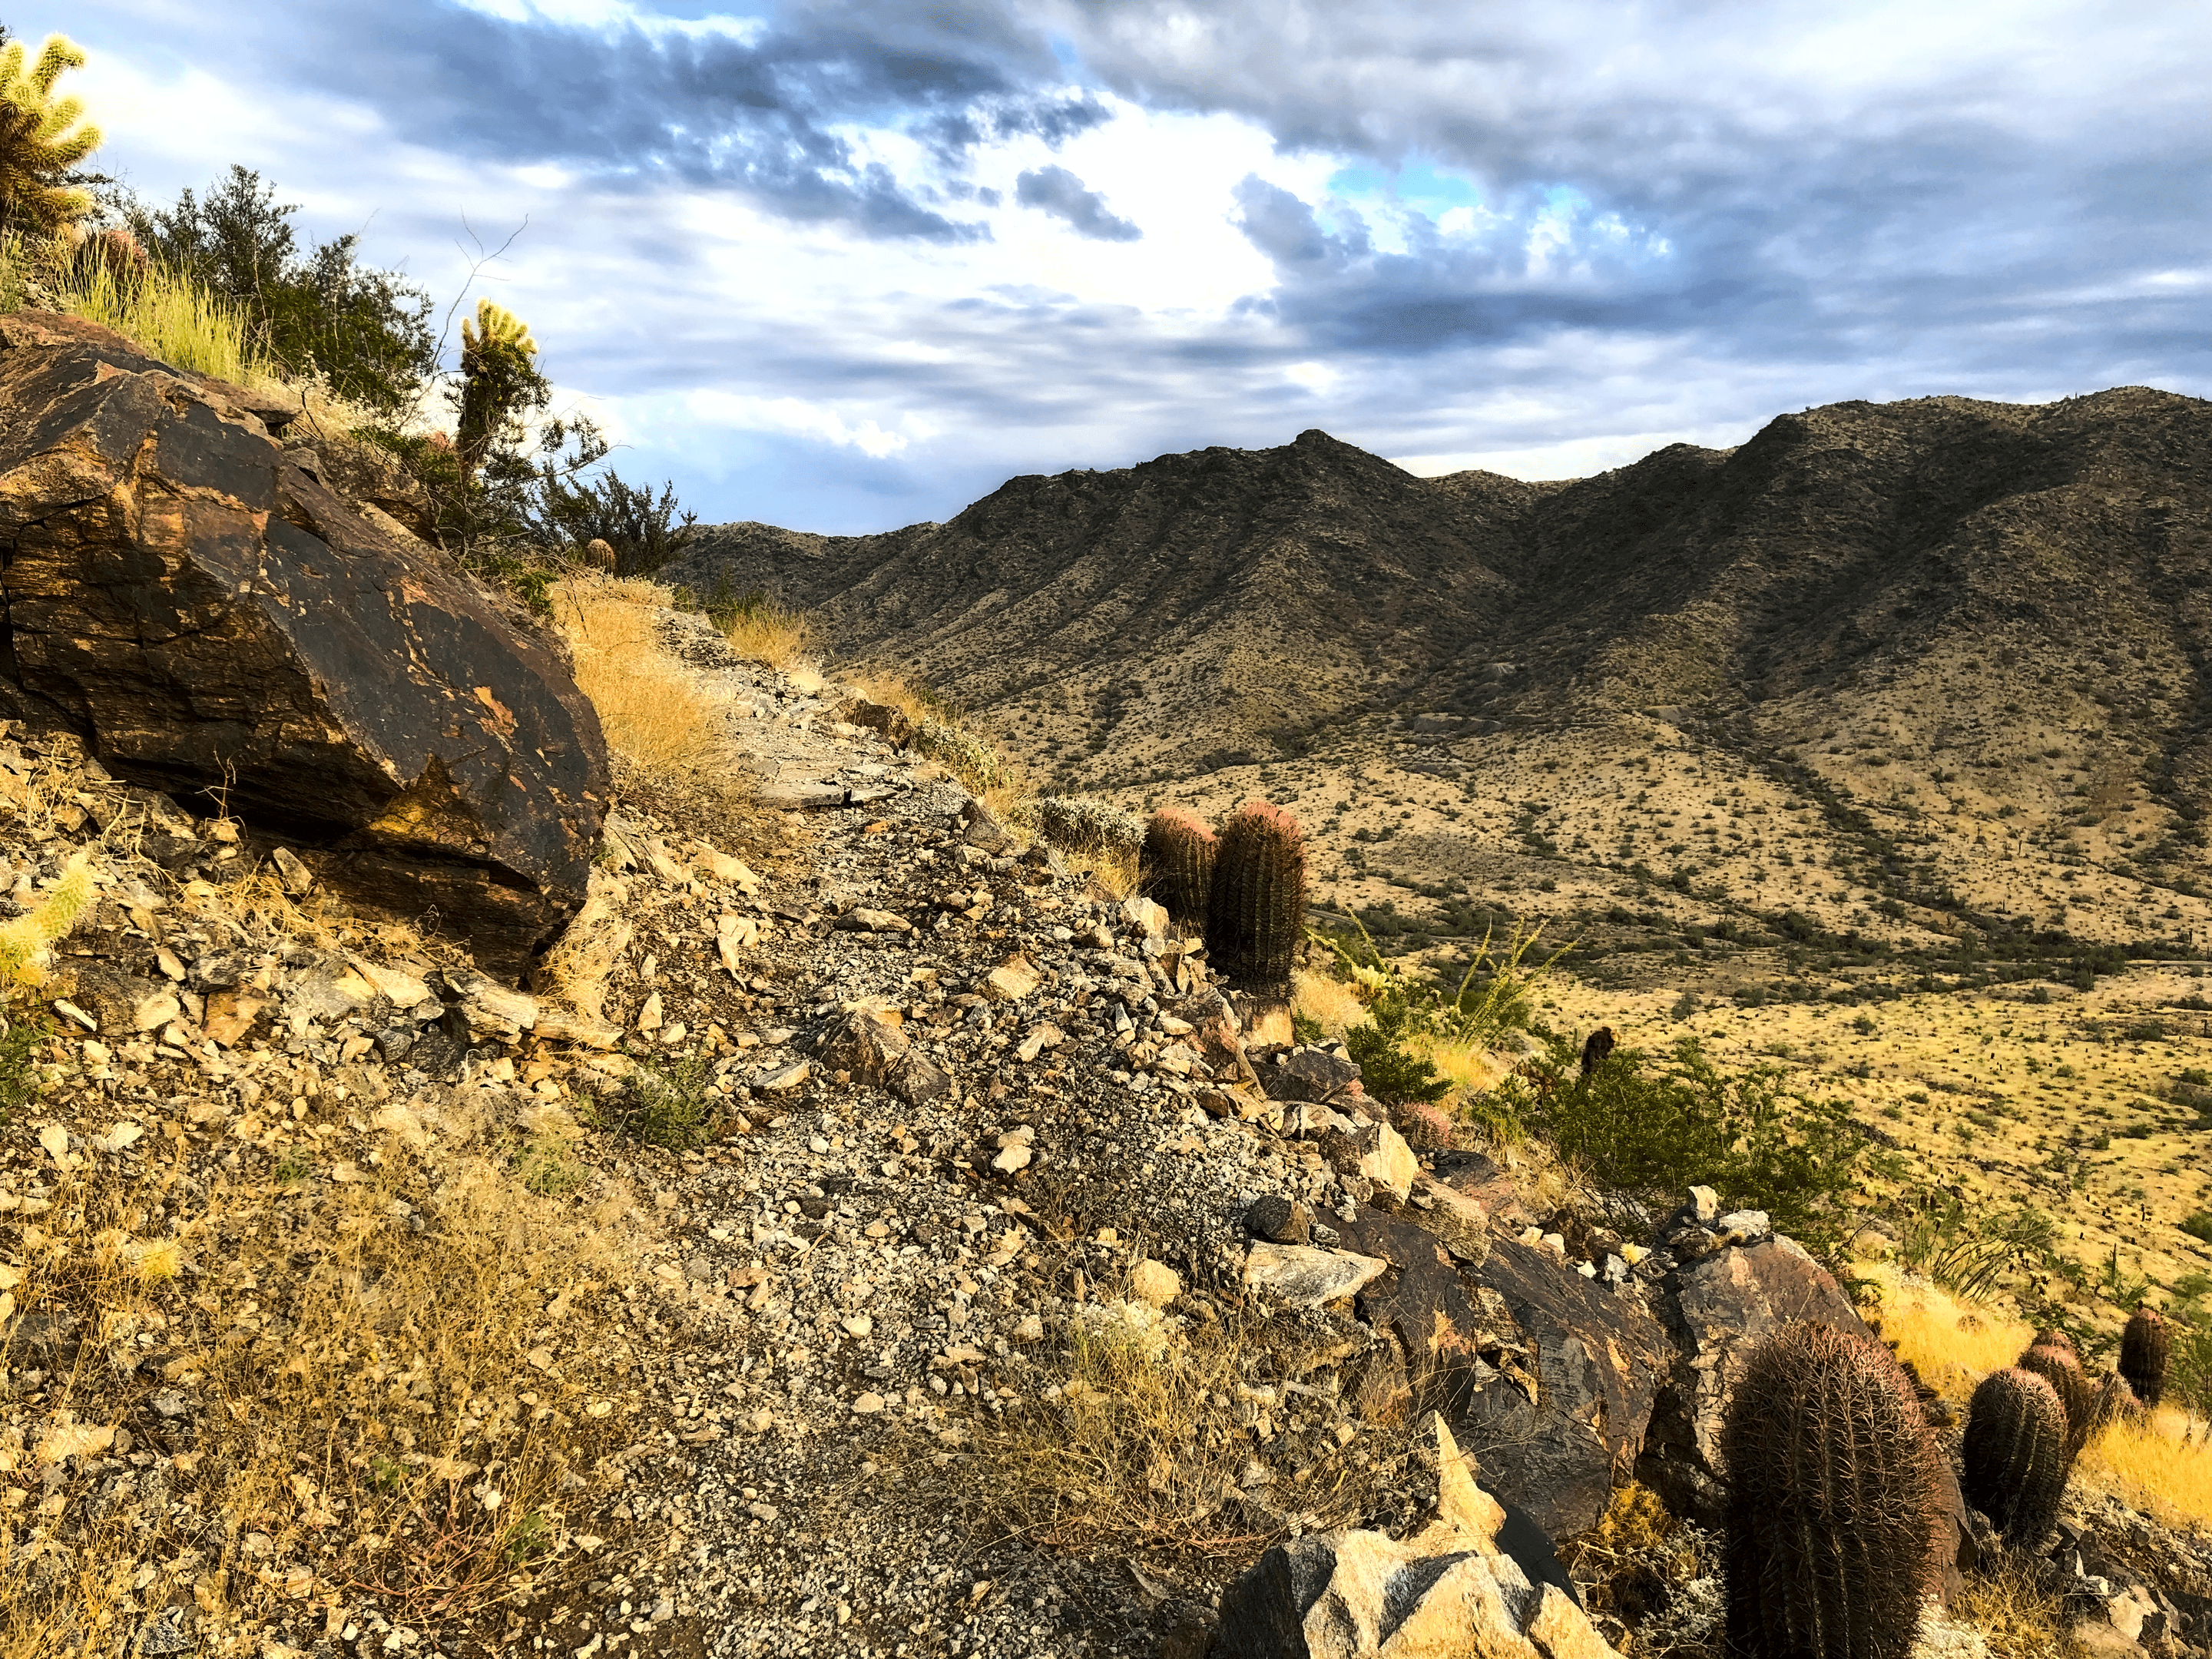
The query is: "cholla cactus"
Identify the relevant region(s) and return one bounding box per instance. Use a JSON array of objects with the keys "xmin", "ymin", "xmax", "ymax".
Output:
[
  {"xmin": 0, "ymin": 35, "xmax": 102, "ymax": 237},
  {"xmin": 1033, "ymin": 795, "xmax": 1143, "ymax": 857},
  {"xmin": 455, "ymin": 297, "xmax": 545, "ymax": 480},
  {"xmin": 0, "ymin": 851, "xmax": 95, "ymax": 988}
]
